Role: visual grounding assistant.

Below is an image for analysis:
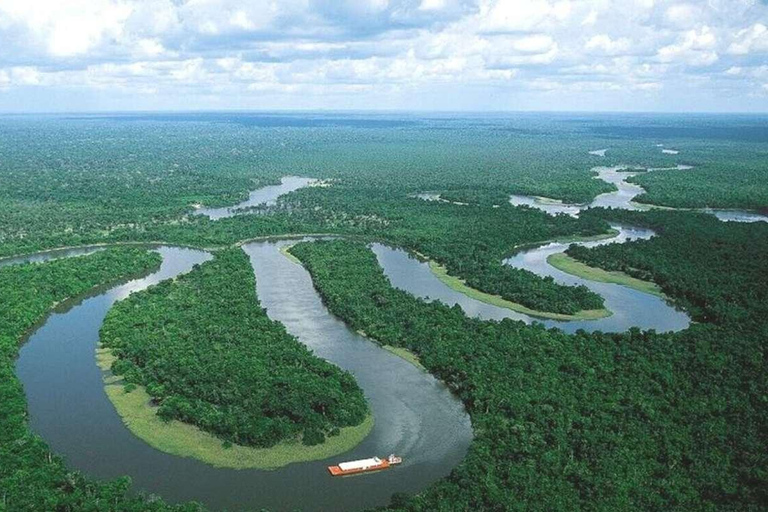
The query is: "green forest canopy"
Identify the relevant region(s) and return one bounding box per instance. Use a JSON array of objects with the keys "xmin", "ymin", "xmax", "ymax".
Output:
[{"xmin": 100, "ymin": 247, "xmax": 369, "ymax": 448}]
